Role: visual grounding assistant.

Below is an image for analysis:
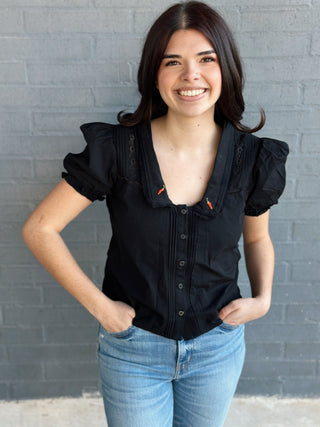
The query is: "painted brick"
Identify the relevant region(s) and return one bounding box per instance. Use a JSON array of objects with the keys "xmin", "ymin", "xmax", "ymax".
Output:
[
  {"xmin": 283, "ymin": 379, "xmax": 320, "ymax": 396},
  {"xmin": 42, "ymin": 287, "xmax": 82, "ymax": 306},
  {"xmin": 11, "ymin": 380, "xmax": 99, "ymax": 400},
  {"xmin": 248, "ymin": 109, "xmax": 320, "ymax": 132},
  {"xmin": 0, "ymin": 287, "xmax": 41, "ymax": 305},
  {"xmin": 311, "ymin": 32, "xmax": 320, "ymax": 55},
  {"xmin": 30, "ymin": 136, "xmax": 82, "ymax": 158},
  {"xmin": 237, "ymin": 378, "xmax": 282, "ymax": 396},
  {"xmin": 272, "ymin": 284, "xmax": 316, "ymax": 303},
  {"xmin": 24, "ymin": 10, "xmax": 132, "ymax": 34},
  {"xmin": 2, "ymin": 0, "xmax": 90, "ymax": 5},
  {"xmin": 0, "ymin": 87, "xmax": 94, "ymax": 108},
  {"xmin": 7, "ymin": 344, "xmax": 96, "ymax": 364},
  {"xmin": 96, "ymin": 224, "xmax": 112, "ymax": 243},
  {"xmin": 44, "ymin": 325, "xmax": 97, "ymax": 344},
  {"xmin": 94, "ymin": 0, "xmax": 173, "ymax": 7},
  {"xmin": 285, "ymin": 343, "xmax": 320, "ymax": 360},
  {"xmin": 96, "ymin": 37, "xmax": 142, "ymax": 60},
  {"xmin": 0, "ymin": 183, "xmax": 56, "ymax": 203},
  {"xmin": 34, "ymin": 159, "xmax": 65, "ymax": 180},
  {"xmin": 245, "ymin": 343, "xmax": 283, "ymax": 361},
  {"xmin": 244, "ymin": 57, "xmax": 320, "ymax": 82},
  {"xmin": 0, "ymin": 159, "xmax": 33, "ymax": 179},
  {"xmin": 27, "ymin": 63, "xmax": 127, "ymax": 85},
  {"xmin": 1, "ymin": 136, "xmax": 34, "ymax": 157},
  {"xmin": 0, "ymin": 112, "xmax": 30, "ymax": 134},
  {"xmin": 0, "ymin": 62, "xmax": 25, "ymax": 84},
  {"xmin": 33, "ymin": 112, "xmax": 117, "ymax": 133},
  {"xmin": 292, "ymin": 262, "xmax": 320, "ymax": 282},
  {"xmin": 60, "ymin": 222, "xmax": 96, "ymax": 243},
  {"xmin": 212, "ymin": 7, "xmax": 240, "ymax": 32},
  {"xmin": 275, "ymin": 242, "xmax": 320, "ymax": 261},
  {"xmin": 3, "ymin": 306, "xmax": 95, "ymax": 326},
  {"xmin": 0, "ymin": 364, "xmax": 43, "ymax": 381},
  {"xmin": 271, "ymin": 201, "xmax": 320, "ymax": 220},
  {"xmin": 293, "ymin": 223, "xmax": 320, "ymax": 241},
  {"xmin": 286, "ymin": 304, "xmax": 320, "ymax": 323},
  {"xmin": 0, "ymin": 204, "xmax": 33, "ymax": 223},
  {"xmin": 296, "ymin": 179, "xmax": 320, "ymax": 198},
  {"xmin": 45, "ymin": 362, "xmax": 98, "ymax": 380},
  {"xmin": 93, "ymin": 86, "xmax": 140, "ymax": 108},
  {"xmin": 304, "ymin": 83, "xmax": 320, "ymax": 105},
  {"xmin": 245, "ymin": 323, "xmax": 319, "ymax": 343},
  {"xmin": 269, "ymin": 221, "xmax": 290, "ymax": 242},
  {"xmin": 281, "ymin": 179, "xmax": 295, "ymax": 200},
  {"xmin": 0, "ymin": 9, "xmax": 23, "ymax": 33},
  {"xmin": 0, "ymin": 346, "xmax": 7, "ymax": 363},
  {"xmin": 238, "ymin": 32, "xmax": 310, "ymax": 58},
  {"xmin": 0, "ymin": 246, "xmax": 39, "ymax": 265},
  {"xmin": 242, "ymin": 360, "xmax": 315, "ymax": 378},
  {"xmin": 241, "ymin": 9, "xmax": 320, "ymax": 32},
  {"xmin": 285, "ymin": 155, "xmax": 320, "ymax": 176},
  {"xmin": 0, "ymin": 383, "xmax": 9, "ymax": 400},
  {"xmin": 0, "ymin": 37, "xmax": 92, "ymax": 61},
  {"xmin": 241, "ymin": 83, "xmax": 299, "ymax": 106},
  {"xmin": 251, "ymin": 303, "xmax": 284, "ymax": 323},
  {"xmin": 0, "ymin": 327, "xmax": 42, "ymax": 345},
  {"xmin": 301, "ymin": 133, "xmax": 320, "ymax": 153},
  {"xmin": 66, "ymin": 243, "xmax": 108, "ymax": 263}
]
